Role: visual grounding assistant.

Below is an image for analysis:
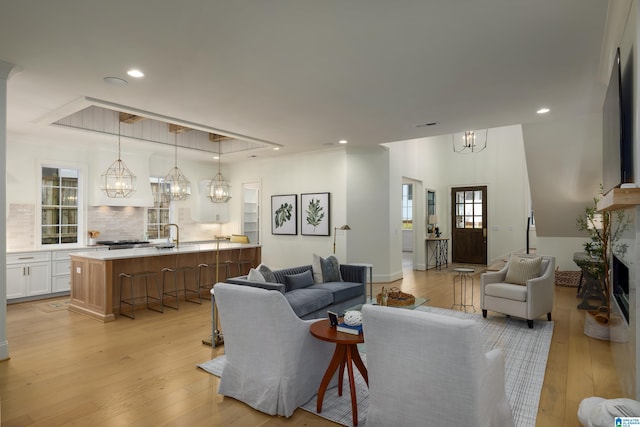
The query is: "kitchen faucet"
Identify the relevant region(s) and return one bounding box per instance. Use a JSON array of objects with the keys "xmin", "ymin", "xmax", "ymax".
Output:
[{"xmin": 165, "ymin": 223, "xmax": 180, "ymax": 247}]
